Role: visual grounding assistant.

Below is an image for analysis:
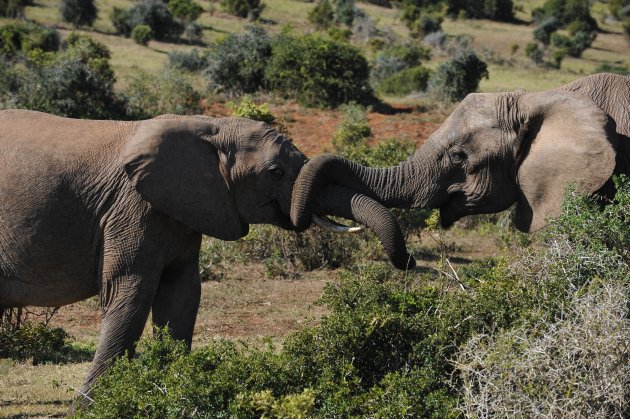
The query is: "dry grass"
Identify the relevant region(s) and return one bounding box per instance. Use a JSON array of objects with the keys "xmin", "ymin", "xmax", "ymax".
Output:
[{"xmin": 456, "ymin": 282, "xmax": 630, "ymax": 418}]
